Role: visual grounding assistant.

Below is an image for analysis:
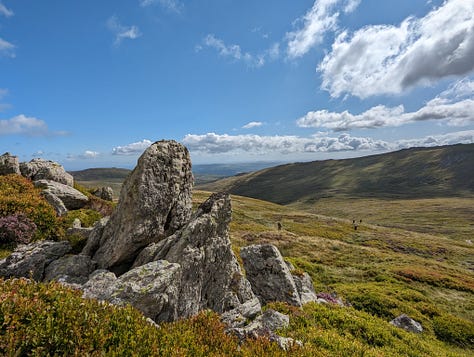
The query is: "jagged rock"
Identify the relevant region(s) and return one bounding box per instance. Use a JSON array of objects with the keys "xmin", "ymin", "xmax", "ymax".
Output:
[
  {"xmin": 20, "ymin": 158, "xmax": 74, "ymax": 186},
  {"xmin": 92, "ymin": 140, "xmax": 193, "ymax": 272},
  {"xmin": 92, "ymin": 186, "xmax": 114, "ymax": 201},
  {"xmin": 34, "ymin": 179, "xmax": 89, "ymax": 210},
  {"xmin": 229, "ymin": 309, "xmax": 301, "ymax": 351},
  {"xmin": 82, "ymin": 261, "xmax": 182, "ymax": 322},
  {"xmin": 133, "ymin": 192, "xmax": 258, "ymax": 318},
  {"xmin": 241, "ymin": 244, "xmax": 301, "ymax": 306},
  {"xmin": 221, "ymin": 297, "xmax": 262, "ymax": 328},
  {"xmin": 81, "ymin": 218, "xmax": 109, "ymax": 257},
  {"xmin": 0, "ymin": 152, "xmax": 20, "ymax": 175},
  {"xmin": 390, "ymin": 314, "xmax": 423, "ymax": 333},
  {"xmin": 292, "ymin": 272, "xmax": 318, "ymax": 304},
  {"xmin": 42, "ymin": 191, "xmax": 68, "ymax": 216},
  {"xmin": 0, "ymin": 240, "xmax": 71, "ymax": 280},
  {"xmin": 44, "ymin": 254, "xmax": 96, "ymax": 284}
]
